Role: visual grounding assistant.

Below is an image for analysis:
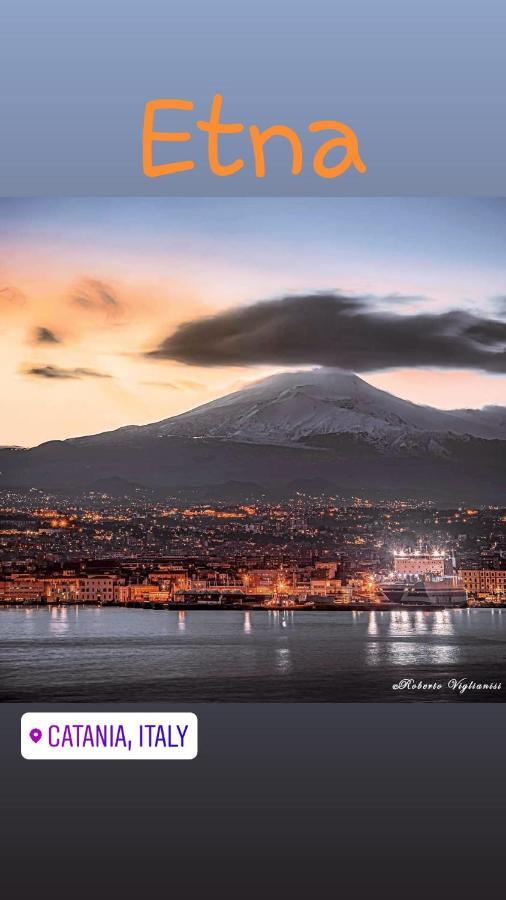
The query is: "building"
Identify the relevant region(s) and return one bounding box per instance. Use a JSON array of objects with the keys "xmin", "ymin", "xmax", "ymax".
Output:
[
  {"xmin": 147, "ymin": 571, "xmax": 189, "ymax": 592},
  {"xmin": 240, "ymin": 569, "xmax": 279, "ymax": 594},
  {"xmin": 44, "ymin": 576, "xmax": 80, "ymax": 603},
  {"xmin": 0, "ymin": 576, "xmax": 45, "ymax": 603},
  {"xmin": 313, "ymin": 560, "xmax": 339, "ymax": 579},
  {"xmin": 459, "ymin": 569, "xmax": 506, "ymax": 601},
  {"xmin": 115, "ymin": 583, "xmax": 171, "ymax": 605},
  {"xmin": 393, "ymin": 551, "xmax": 446, "ymax": 580},
  {"xmin": 309, "ymin": 577, "xmax": 344, "ymax": 596},
  {"xmin": 78, "ymin": 576, "xmax": 116, "ymax": 604}
]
